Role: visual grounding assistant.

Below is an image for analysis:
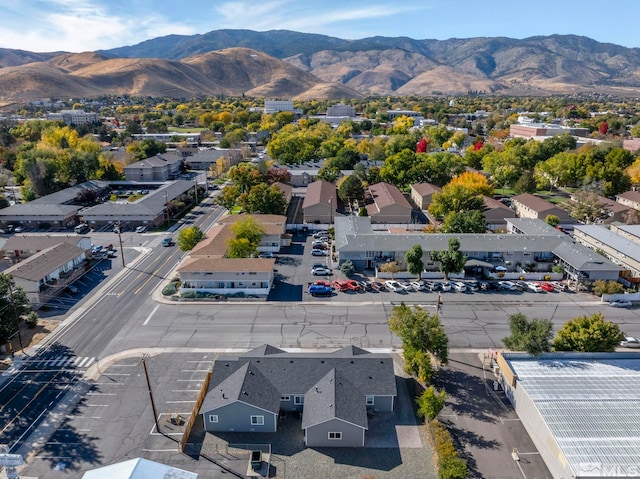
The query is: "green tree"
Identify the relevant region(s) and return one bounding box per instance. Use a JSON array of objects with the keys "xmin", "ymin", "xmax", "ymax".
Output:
[
  {"xmin": 405, "ymin": 244, "xmax": 424, "ymax": 279},
  {"xmin": 237, "ymin": 183, "xmax": 286, "ymax": 214},
  {"xmin": 226, "ymin": 237, "xmax": 256, "ymax": 258},
  {"xmin": 125, "ymin": 139, "xmax": 166, "ymax": 162},
  {"xmin": 591, "ymin": 280, "xmax": 624, "ymax": 297},
  {"xmin": 502, "ymin": 313, "xmax": 553, "ymax": 356},
  {"xmin": 553, "ymin": 313, "xmax": 625, "ymax": 352},
  {"xmin": 230, "ymin": 216, "xmax": 264, "ymax": 247},
  {"xmin": 228, "ymin": 163, "xmax": 264, "ymax": 193},
  {"xmin": 428, "ymin": 185, "xmax": 484, "ymax": 219},
  {"xmin": 388, "ymin": 303, "xmax": 449, "ymax": 365},
  {"xmin": 430, "ymin": 238, "xmax": 466, "ymax": 280},
  {"xmin": 177, "ymin": 225, "xmax": 204, "ymax": 251},
  {"xmin": 416, "ymin": 386, "xmax": 447, "ymax": 420},
  {"xmin": 440, "ymin": 210, "xmax": 486, "ymax": 234},
  {"xmin": 0, "ymin": 273, "xmax": 33, "ymax": 344},
  {"xmin": 545, "ymin": 214, "xmax": 560, "ymax": 227},
  {"xmin": 358, "ymin": 206, "xmax": 369, "ymax": 216},
  {"xmin": 216, "ymin": 185, "xmax": 240, "ymax": 211},
  {"xmin": 513, "ymin": 171, "xmax": 537, "ymax": 194},
  {"xmin": 338, "ymin": 175, "xmax": 365, "ymax": 205}
]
